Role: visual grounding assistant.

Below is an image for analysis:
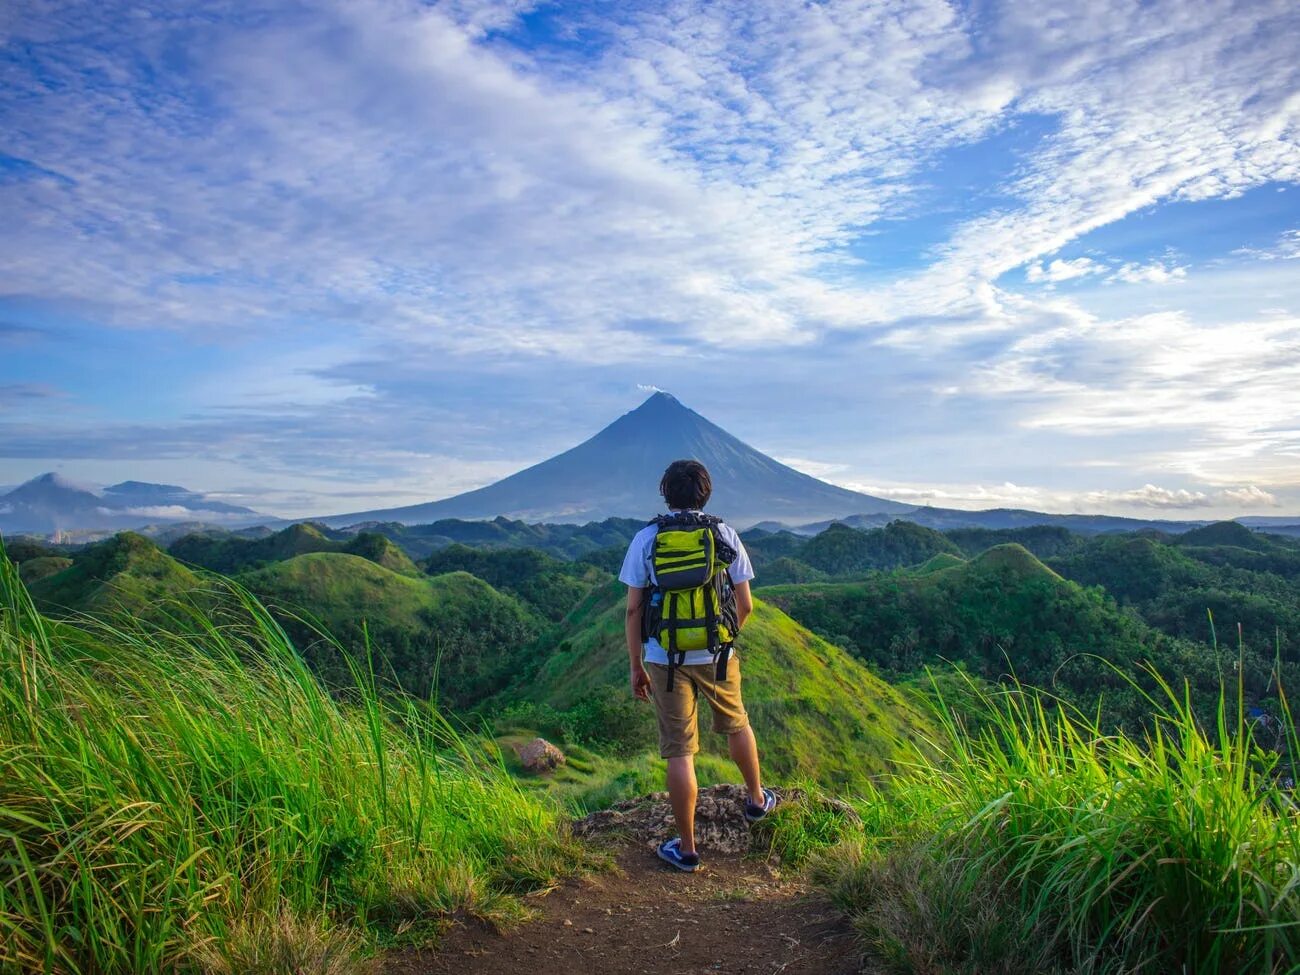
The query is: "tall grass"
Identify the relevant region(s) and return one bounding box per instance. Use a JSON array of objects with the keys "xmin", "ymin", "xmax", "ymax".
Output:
[
  {"xmin": 815, "ymin": 665, "xmax": 1300, "ymax": 974},
  {"xmin": 0, "ymin": 552, "xmax": 585, "ymax": 974}
]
